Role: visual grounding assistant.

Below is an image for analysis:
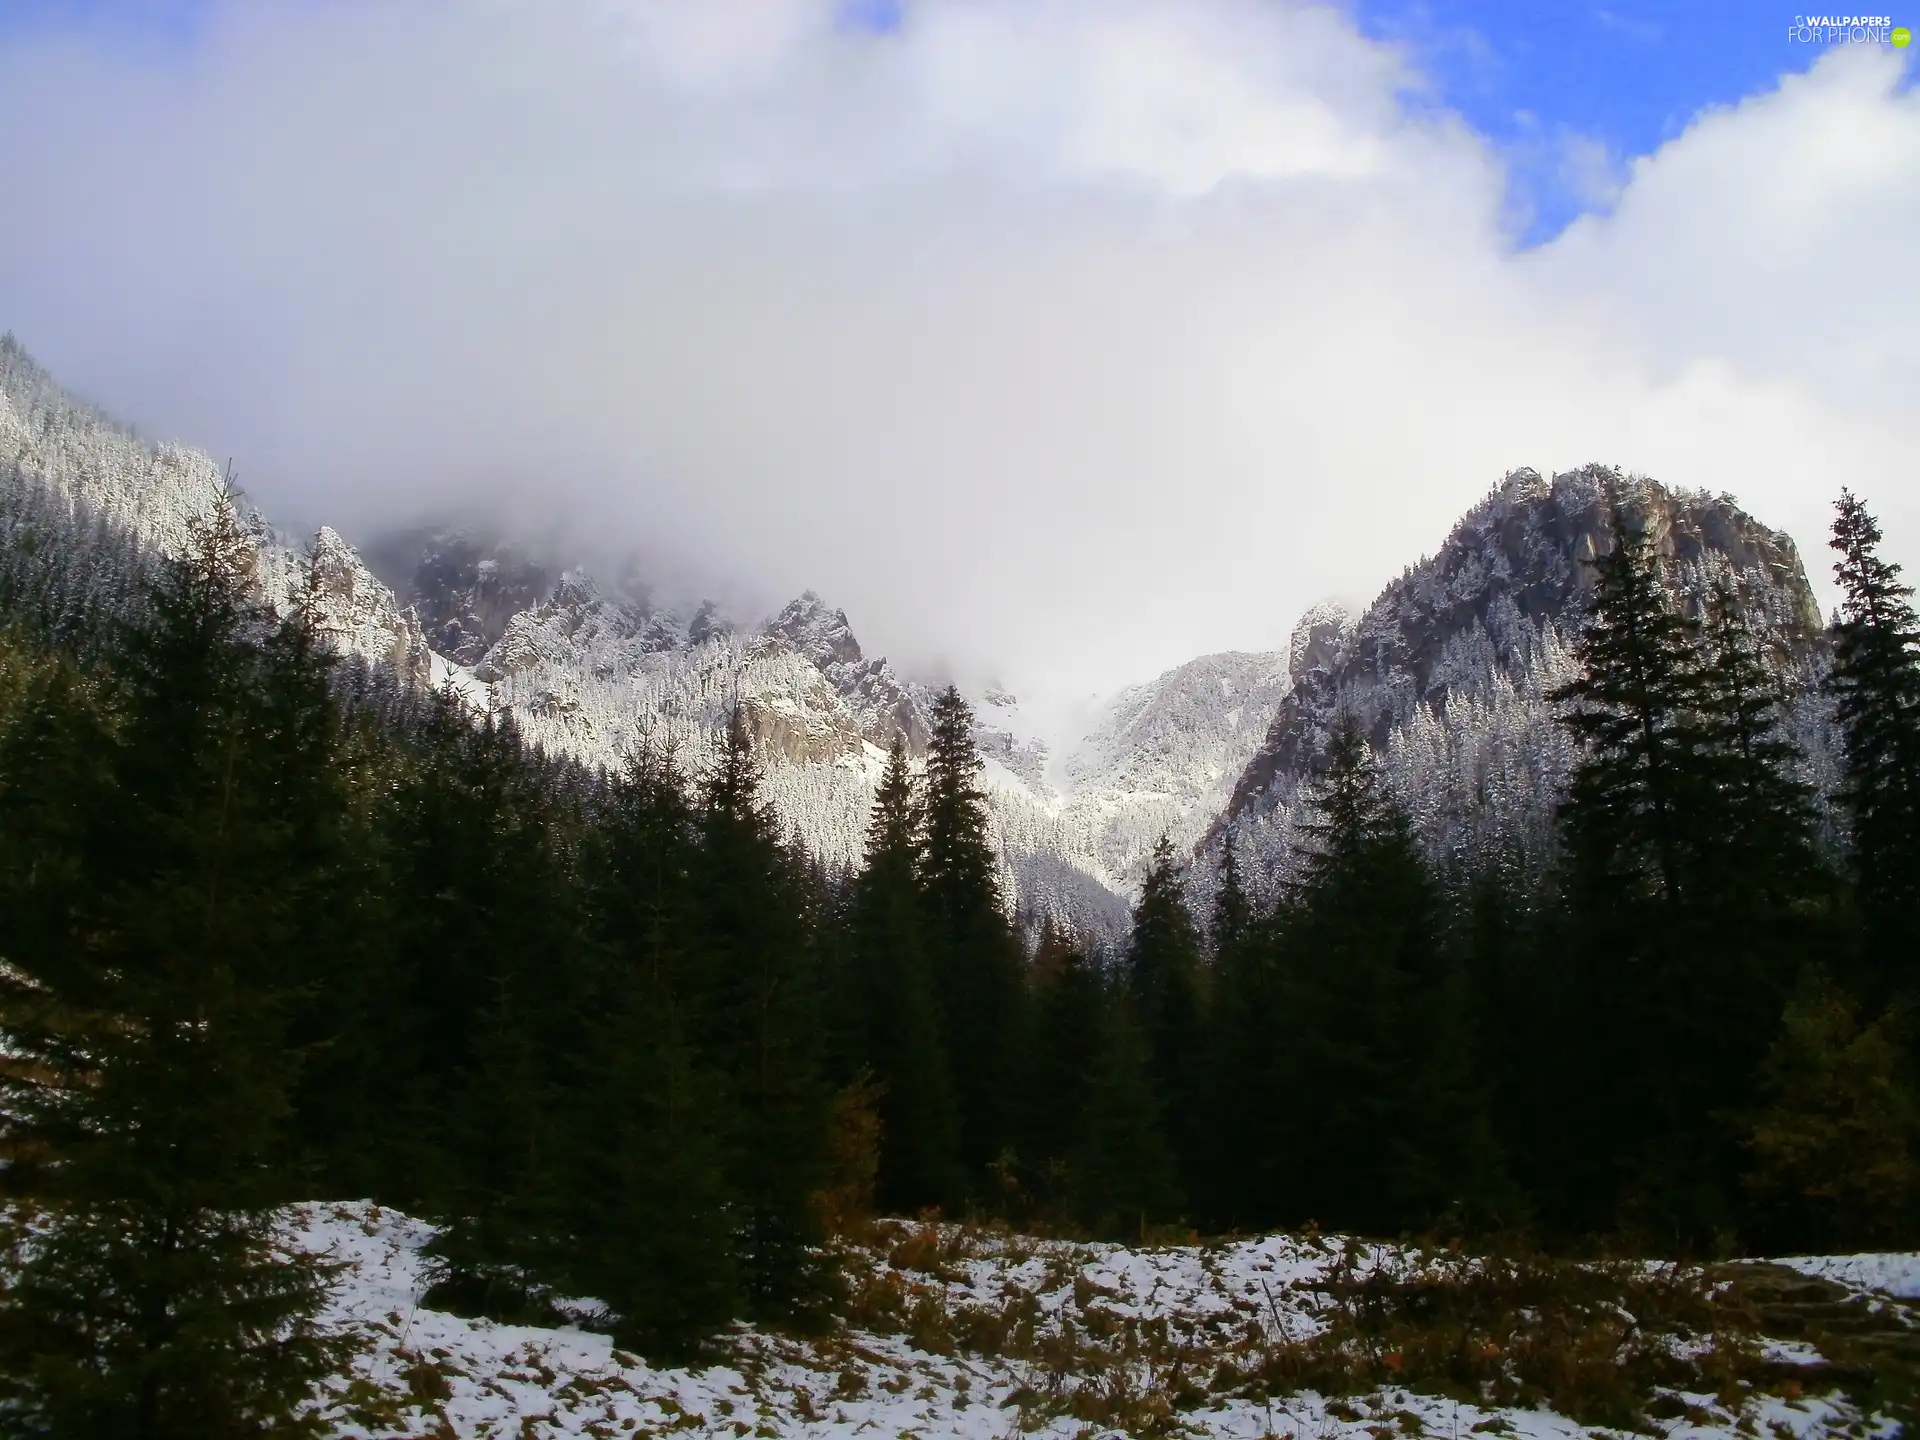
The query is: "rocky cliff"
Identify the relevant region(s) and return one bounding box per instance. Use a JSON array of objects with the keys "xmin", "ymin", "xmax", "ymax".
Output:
[{"xmin": 1208, "ymin": 465, "xmax": 1834, "ymax": 897}]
